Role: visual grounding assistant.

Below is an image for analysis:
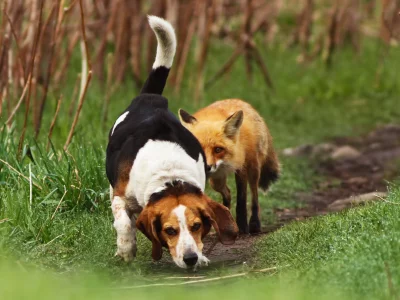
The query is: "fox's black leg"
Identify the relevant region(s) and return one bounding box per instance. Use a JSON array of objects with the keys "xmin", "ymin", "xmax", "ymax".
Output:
[
  {"xmin": 235, "ymin": 171, "xmax": 248, "ymax": 234},
  {"xmin": 248, "ymin": 166, "xmax": 261, "ymax": 234}
]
